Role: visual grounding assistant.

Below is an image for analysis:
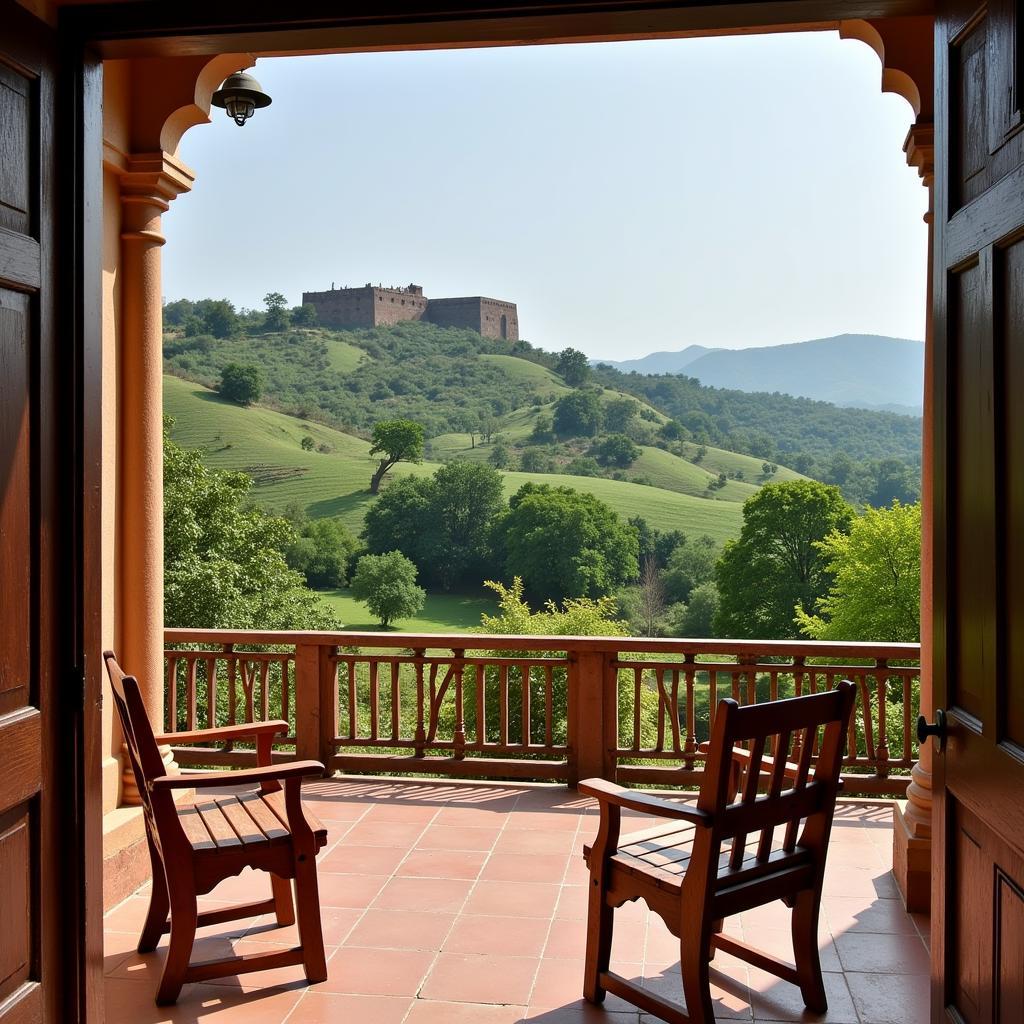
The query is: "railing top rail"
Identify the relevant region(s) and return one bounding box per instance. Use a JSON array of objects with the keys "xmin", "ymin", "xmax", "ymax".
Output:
[{"xmin": 164, "ymin": 628, "xmax": 920, "ymax": 661}]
